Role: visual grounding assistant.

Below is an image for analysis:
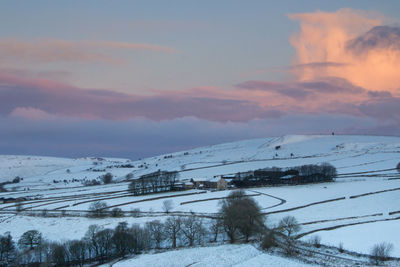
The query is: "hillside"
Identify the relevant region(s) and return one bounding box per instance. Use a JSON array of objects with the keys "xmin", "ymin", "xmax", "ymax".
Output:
[
  {"xmin": 0, "ymin": 134, "xmax": 400, "ymax": 265},
  {"xmin": 2, "ymin": 135, "xmax": 400, "ymax": 190}
]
